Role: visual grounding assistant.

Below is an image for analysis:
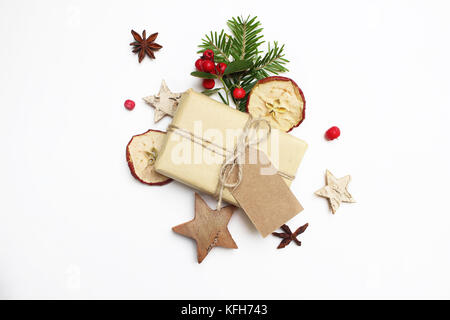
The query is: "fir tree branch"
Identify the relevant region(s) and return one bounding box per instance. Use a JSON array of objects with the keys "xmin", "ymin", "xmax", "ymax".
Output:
[
  {"xmin": 198, "ymin": 30, "xmax": 232, "ymax": 63},
  {"xmin": 253, "ymin": 42, "xmax": 289, "ymax": 75},
  {"xmin": 195, "ymin": 16, "xmax": 290, "ymax": 112},
  {"xmin": 227, "ymin": 16, "xmax": 264, "ymax": 62}
]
